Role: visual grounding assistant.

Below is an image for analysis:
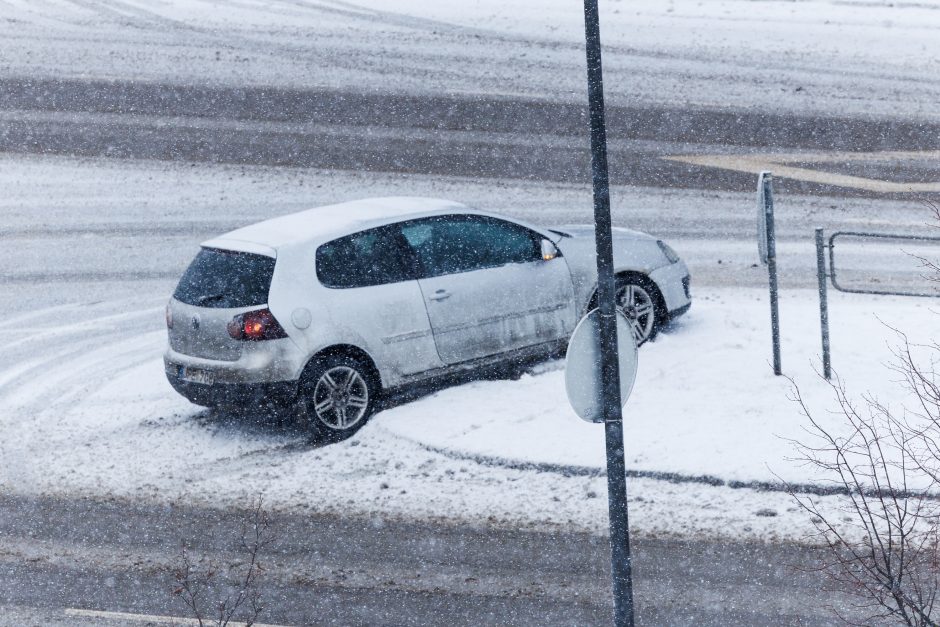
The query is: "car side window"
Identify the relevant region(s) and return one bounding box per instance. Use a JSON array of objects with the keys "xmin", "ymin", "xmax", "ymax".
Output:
[
  {"xmin": 316, "ymin": 225, "xmax": 417, "ymax": 288},
  {"xmin": 400, "ymin": 215, "xmax": 541, "ymax": 278}
]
